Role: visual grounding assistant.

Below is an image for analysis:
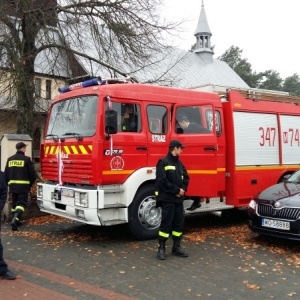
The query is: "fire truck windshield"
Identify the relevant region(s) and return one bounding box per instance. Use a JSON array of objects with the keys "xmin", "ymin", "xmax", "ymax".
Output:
[{"xmin": 46, "ymin": 95, "xmax": 98, "ymax": 139}]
